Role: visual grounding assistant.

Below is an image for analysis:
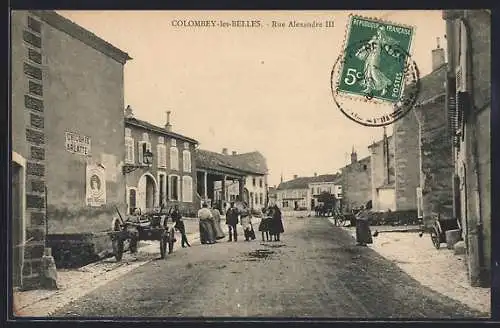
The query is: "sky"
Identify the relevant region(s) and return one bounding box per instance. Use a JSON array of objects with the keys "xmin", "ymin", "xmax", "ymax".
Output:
[{"xmin": 57, "ymin": 10, "xmax": 446, "ymax": 186}]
